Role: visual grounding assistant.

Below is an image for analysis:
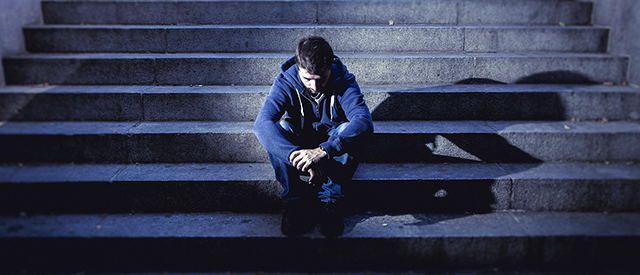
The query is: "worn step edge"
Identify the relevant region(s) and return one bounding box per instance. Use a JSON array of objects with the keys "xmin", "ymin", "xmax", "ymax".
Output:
[
  {"xmin": 1, "ymin": 212, "xmax": 639, "ymax": 272},
  {"xmin": 3, "ymin": 53, "xmax": 628, "ymax": 85},
  {"xmin": 24, "ymin": 25, "xmax": 608, "ymax": 30},
  {"xmin": 4, "ymin": 83, "xmax": 639, "ymax": 93},
  {"xmin": 0, "ymin": 162, "xmax": 638, "ymax": 213},
  {"xmin": 2, "ymin": 162, "xmax": 638, "ymax": 183},
  {"xmin": 2, "ymin": 120, "xmax": 638, "ymax": 136},
  {"xmin": 3, "ymin": 84, "xmax": 640, "ymax": 121},
  {"xmin": 1, "ymin": 120, "xmax": 639, "ymax": 163},
  {"xmin": 24, "ymin": 25, "xmax": 608, "ymax": 53},
  {"xmin": 41, "ymin": 0, "xmax": 592, "ymax": 26}
]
